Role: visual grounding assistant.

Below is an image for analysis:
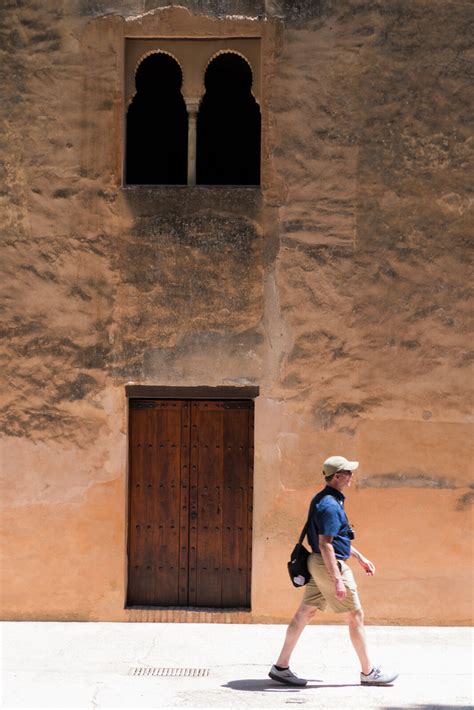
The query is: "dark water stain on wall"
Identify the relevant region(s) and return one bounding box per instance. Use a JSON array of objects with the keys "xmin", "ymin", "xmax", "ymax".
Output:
[
  {"xmin": 53, "ymin": 374, "xmax": 98, "ymax": 402},
  {"xmin": 455, "ymin": 491, "xmax": 474, "ymax": 511},
  {"xmin": 112, "ymin": 187, "xmax": 267, "ymax": 379},
  {"xmin": 143, "ymin": 327, "xmax": 264, "ymax": 381},
  {"xmin": 357, "ymin": 472, "xmax": 457, "ymax": 489},
  {"xmin": 313, "ymin": 398, "xmax": 381, "ymax": 430},
  {"xmin": 0, "ymin": 314, "xmax": 112, "ymax": 441},
  {"xmin": 79, "ymin": 0, "xmax": 267, "ymax": 18}
]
